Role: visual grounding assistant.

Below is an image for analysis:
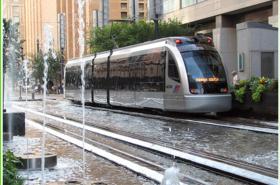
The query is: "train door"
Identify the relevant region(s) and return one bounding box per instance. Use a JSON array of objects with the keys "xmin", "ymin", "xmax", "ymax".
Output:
[
  {"xmin": 164, "ymin": 50, "xmax": 185, "ymax": 111},
  {"xmin": 135, "ymin": 48, "xmax": 165, "ymax": 109},
  {"xmin": 109, "ymin": 56, "xmax": 136, "ymax": 107},
  {"xmin": 84, "ymin": 61, "xmax": 92, "ymax": 102},
  {"xmin": 92, "ymin": 59, "xmax": 108, "ymax": 104}
]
